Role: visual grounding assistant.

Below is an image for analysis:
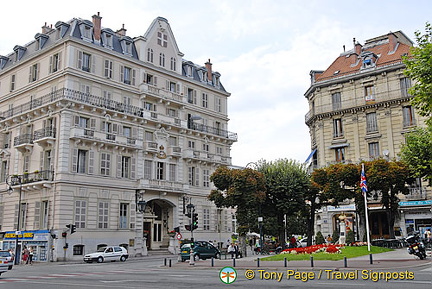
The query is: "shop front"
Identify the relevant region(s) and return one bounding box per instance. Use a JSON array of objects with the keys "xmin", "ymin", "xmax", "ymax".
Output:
[{"xmin": 2, "ymin": 230, "xmax": 51, "ymax": 262}]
